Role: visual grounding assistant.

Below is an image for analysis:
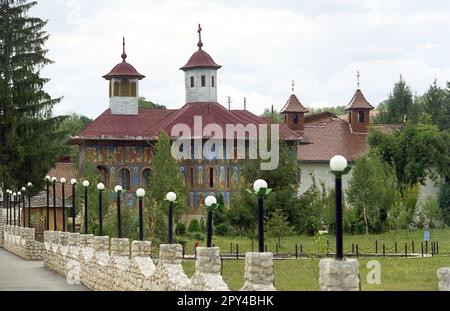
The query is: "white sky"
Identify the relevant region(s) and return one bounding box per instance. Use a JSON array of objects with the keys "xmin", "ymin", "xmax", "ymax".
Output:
[{"xmin": 32, "ymin": 0, "xmax": 450, "ymax": 119}]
